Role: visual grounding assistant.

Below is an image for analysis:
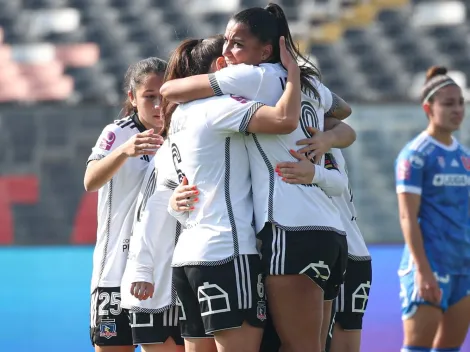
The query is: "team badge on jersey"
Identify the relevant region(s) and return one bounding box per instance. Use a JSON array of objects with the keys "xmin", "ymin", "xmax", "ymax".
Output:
[
  {"xmin": 461, "ymin": 156, "xmax": 470, "ymax": 171},
  {"xmin": 99, "ymin": 319, "xmax": 117, "ymax": 339},
  {"xmin": 98, "ymin": 131, "xmax": 116, "ymax": 151},
  {"xmin": 257, "ymin": 301, "xmax": 267, "ymax": 321}
]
